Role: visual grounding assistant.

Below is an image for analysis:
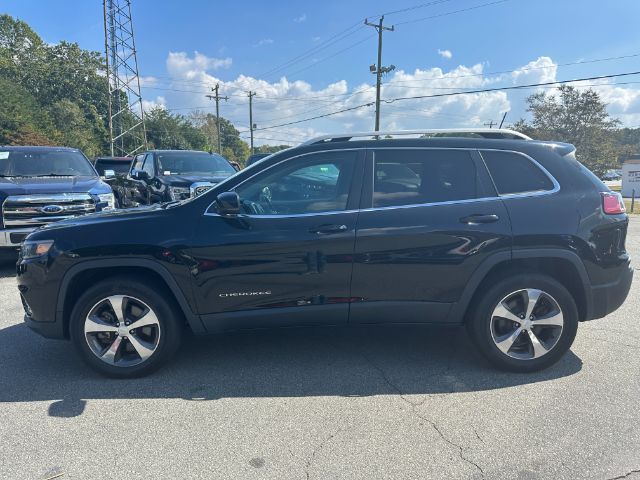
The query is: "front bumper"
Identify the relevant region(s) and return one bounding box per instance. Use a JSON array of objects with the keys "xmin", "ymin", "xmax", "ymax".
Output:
[
  {"xmin": 0, "ymin": 228, "xmax": 33, "ymax": 248},
  {"xmin": 586, "ymin": 262, "xmax": 634, "ymax": 321},
  {"xmin": 23, "ymin": 314, "xmax": 66, "ymax": 339}
]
